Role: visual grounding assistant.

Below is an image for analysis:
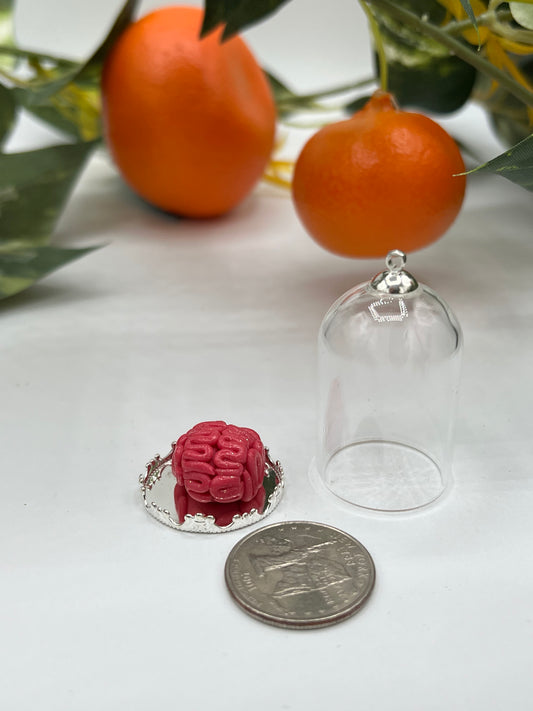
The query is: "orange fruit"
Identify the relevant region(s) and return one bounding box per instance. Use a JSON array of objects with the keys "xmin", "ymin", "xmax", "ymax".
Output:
[
  {"xmin": 101, "ymin": 5, "xmax": 276, "ymax": 218},
  {"xmin": 292, "ymin": 91, "xmax": 466, "ymax": 257}
]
